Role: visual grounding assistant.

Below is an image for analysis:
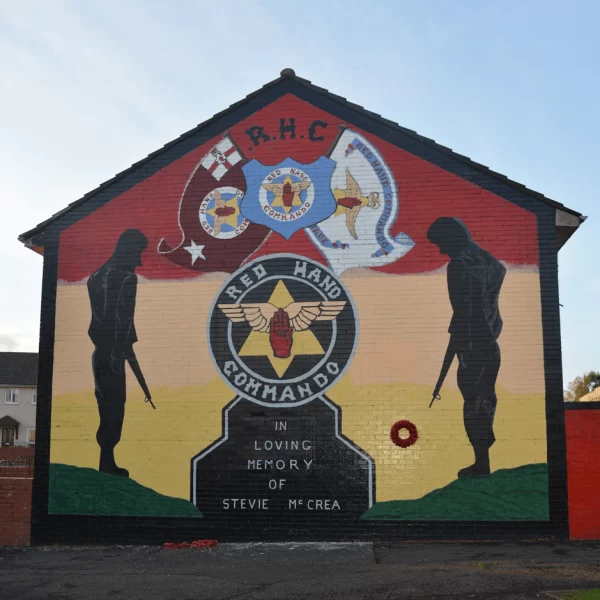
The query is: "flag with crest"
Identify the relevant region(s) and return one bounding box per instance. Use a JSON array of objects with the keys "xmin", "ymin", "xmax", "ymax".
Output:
[
  {"xmin": 158, "ymin": 136, "xmax": 270, "ymax": 272},
  {"xmin": 306, "ymin": 128, "xmax": 414, "ymax": 274}
]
